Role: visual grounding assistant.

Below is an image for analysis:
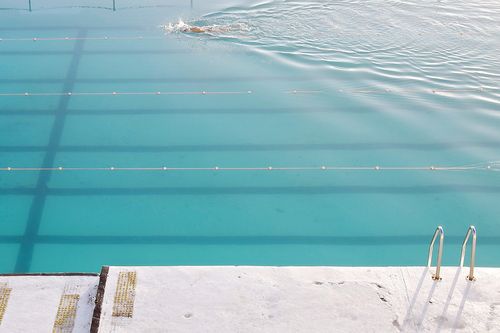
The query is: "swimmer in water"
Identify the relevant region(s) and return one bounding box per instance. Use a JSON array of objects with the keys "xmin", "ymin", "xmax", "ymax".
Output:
[
  {"xmin": 181, "ymin": 26, "xmax": 221, "ymax": 33},
  {"xmin": 183, "ymin": 26, "xmax": 207, "ymax": 33},
  {"xmin": 163, "ymin": 20, "xmax": 233, "ymax": 34}
]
